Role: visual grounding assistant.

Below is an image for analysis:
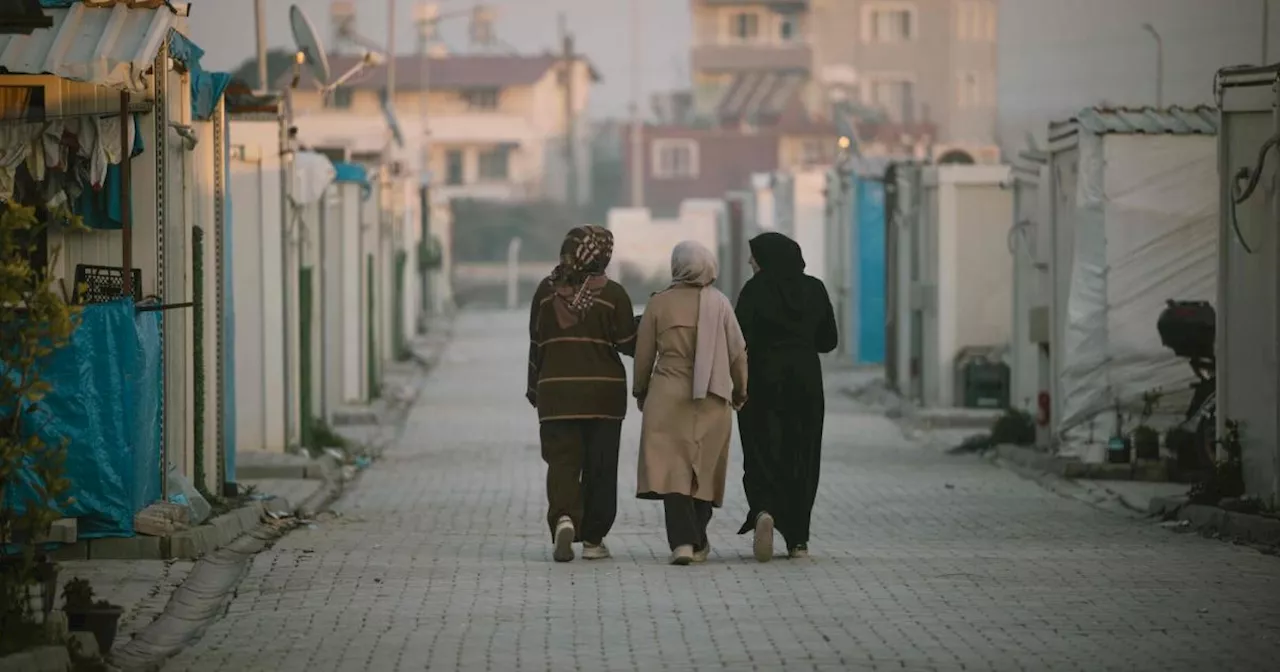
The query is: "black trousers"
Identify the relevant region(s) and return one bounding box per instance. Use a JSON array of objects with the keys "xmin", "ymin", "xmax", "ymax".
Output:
[
  {"xmin": 540, "ymin": 419, "xmax": 622, "ymax": 545},
  {"xmin": 663, "ymin": 494, "xmax": 713, "ymax": 551}
]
